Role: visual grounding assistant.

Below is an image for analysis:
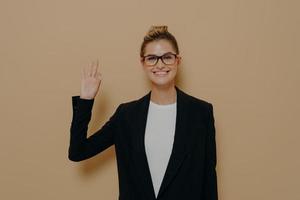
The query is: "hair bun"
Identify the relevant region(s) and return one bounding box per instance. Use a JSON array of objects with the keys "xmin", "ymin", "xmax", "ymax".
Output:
[
  {"xmin": 147, "ymin": 25, "xmax": 169, "ymax": 36},
  {"xmin": 140, "ymin": 25, "xmax": 179, "ymax": 57}
]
